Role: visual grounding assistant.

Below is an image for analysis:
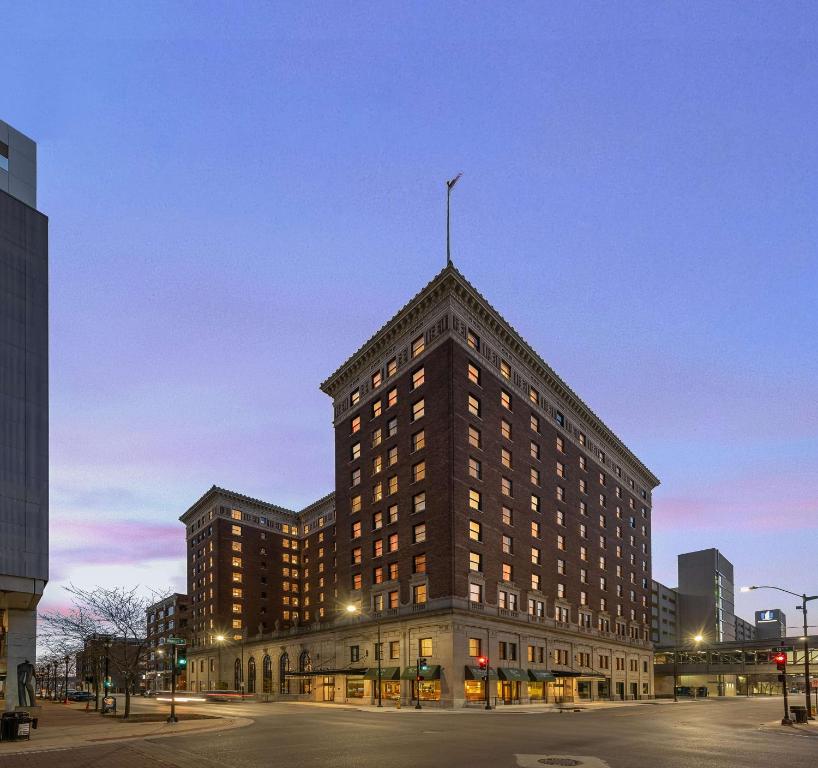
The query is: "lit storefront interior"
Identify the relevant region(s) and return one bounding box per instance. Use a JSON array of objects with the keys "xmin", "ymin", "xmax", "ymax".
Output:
[{"xmin": 402, "ymin": 664, "xmax": 441, "ymax": 701}]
